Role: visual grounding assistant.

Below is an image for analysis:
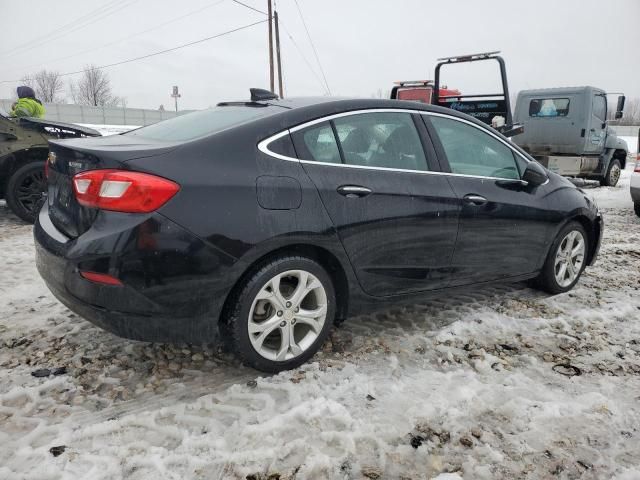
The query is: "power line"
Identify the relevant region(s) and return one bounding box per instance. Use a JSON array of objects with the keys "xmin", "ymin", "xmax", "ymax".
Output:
[
  {"xmin": 229, "ymin": 0, "xmax": 328, "ymax": 95},
  {"xmin": 0, "ymin": 0, "xmax": 126, "ymax": 56},
  {"xmin": 280, "ymin": 24, "xmax": 328, "ymax": 94},
  {"xmin": 0, "ymin": 20, "xmax": 268, "ymax": 84},
  {"xmin": 293, "ymin": 0, "xmax": 331, "ymax": 95},
  {"xmin": 1, "ymin": 0, "xmax": 139, "ymax": 59},
  {"xmin": 230, "ymin": 0, "xmax": 267, "ymax": 15},
  {"xmin": 3, "ymin": 0, "xmax": 227, "ymax": 76}
]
